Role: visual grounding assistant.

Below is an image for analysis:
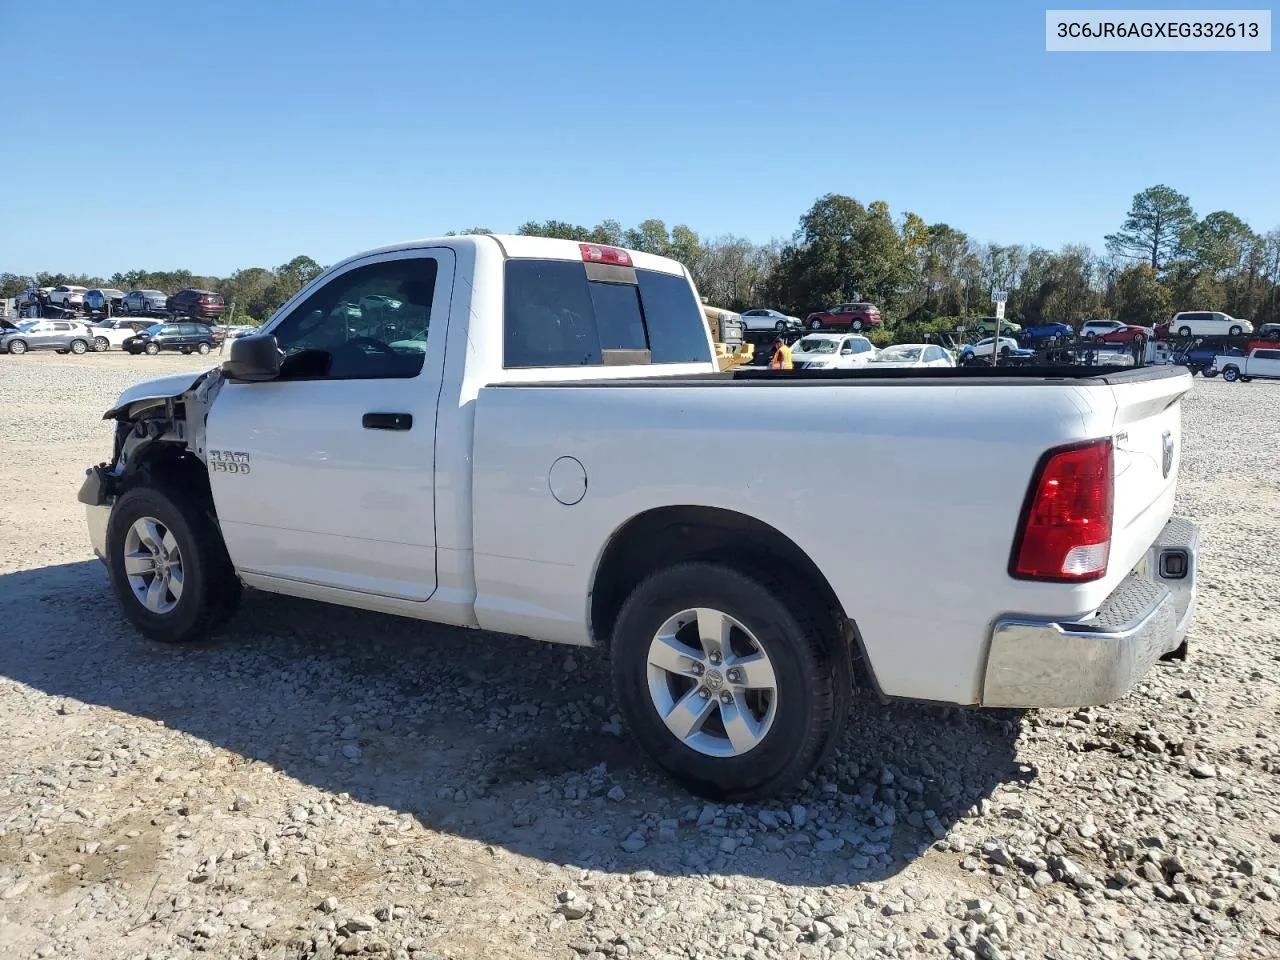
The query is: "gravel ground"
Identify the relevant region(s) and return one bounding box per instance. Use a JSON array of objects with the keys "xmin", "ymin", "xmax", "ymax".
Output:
[{"xmin": 0, "ymin": 352, "xmax": 1278, "ymax": 960}]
